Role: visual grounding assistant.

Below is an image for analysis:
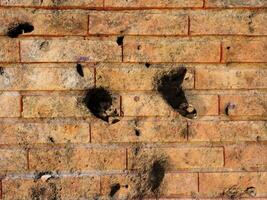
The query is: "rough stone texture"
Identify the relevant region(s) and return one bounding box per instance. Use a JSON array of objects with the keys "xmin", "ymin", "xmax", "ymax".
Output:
[
  {"xmin": 0, "ymin": 38, "xmax": 19, "ymax": 62},
  {"xmin": 206, "ymin": 0, "xmax": 267, "ymax": 7},
  {"xmin": 0, "ymin": 149, "xmax": 27, "ymax": 173},
  {"xmin": 0, "ymin": 92, "xmax": 21, "ymax": 117}
]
